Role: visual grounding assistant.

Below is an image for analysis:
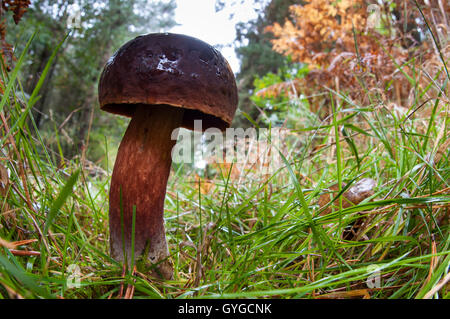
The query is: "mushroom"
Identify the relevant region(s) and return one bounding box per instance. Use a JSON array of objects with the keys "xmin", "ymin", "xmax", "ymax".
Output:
[{"xmin": 98, "ymin": 33, "xmax": 238, "ymax": 279}]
